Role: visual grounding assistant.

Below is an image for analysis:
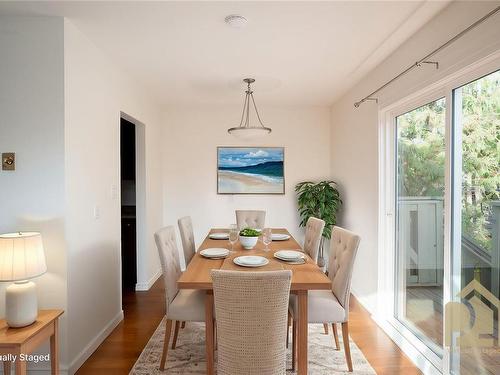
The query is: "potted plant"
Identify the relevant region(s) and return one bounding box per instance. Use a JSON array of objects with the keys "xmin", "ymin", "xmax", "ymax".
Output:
[
  {"xmin": 295, "ymin": 180, "xmax": 342, "ymax": 267},
  {"xmin": 239, "ymin": 228, "xmax": 261, "ymax": 249}
]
